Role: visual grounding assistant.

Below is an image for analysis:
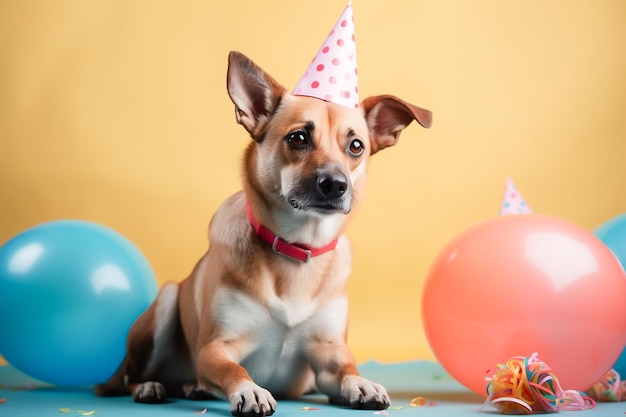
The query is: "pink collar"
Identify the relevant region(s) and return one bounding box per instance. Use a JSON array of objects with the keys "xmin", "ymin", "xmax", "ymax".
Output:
[{"xmin": 245, "ymin": 201, "xmax": 338, "ymax": 263}]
